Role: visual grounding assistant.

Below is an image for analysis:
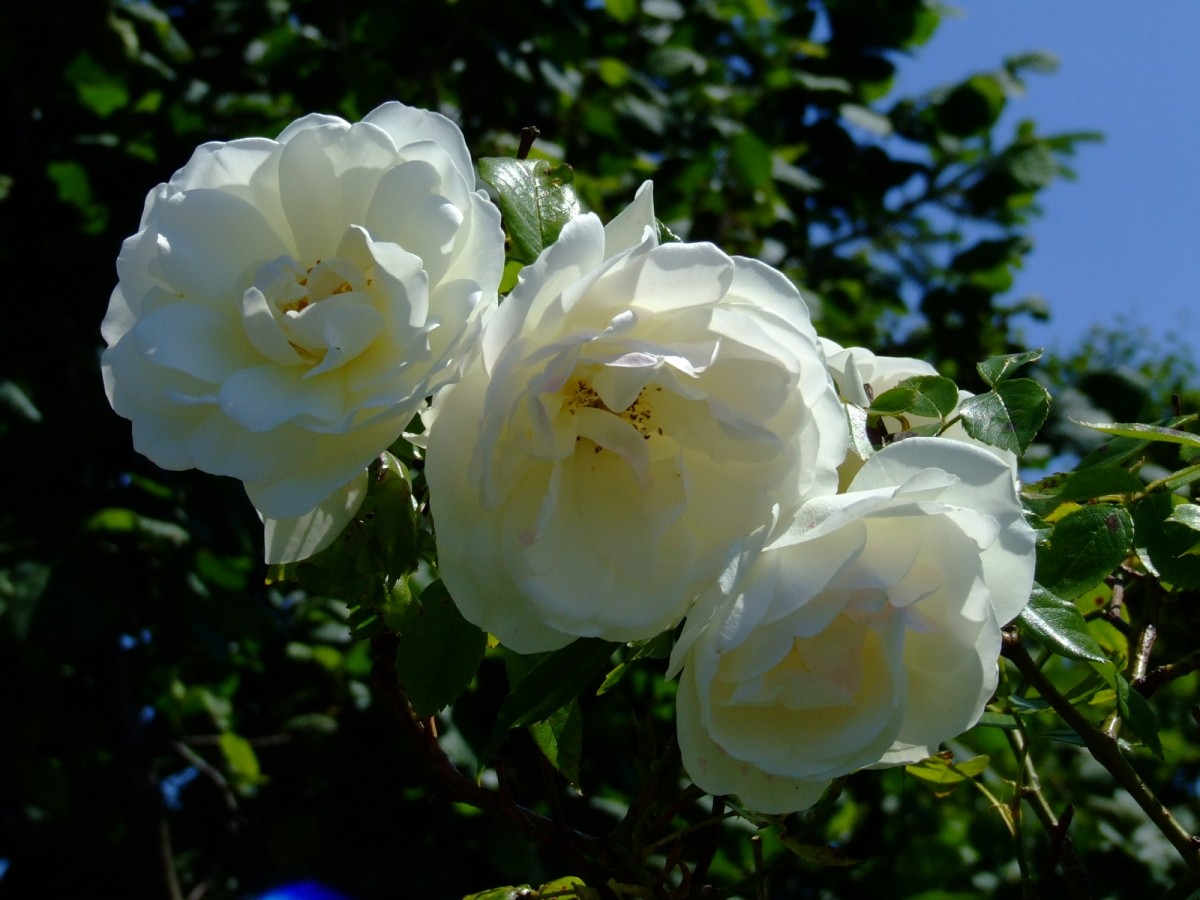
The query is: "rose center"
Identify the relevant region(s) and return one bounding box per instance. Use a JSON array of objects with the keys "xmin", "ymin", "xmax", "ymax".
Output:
[
  {"xmin": 562, "ymin": 375, "xmax": 664, "ymax": 442},
  {"xmin": 250, "ymin": 256, "xmax": 372, "ymax": 364}
]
